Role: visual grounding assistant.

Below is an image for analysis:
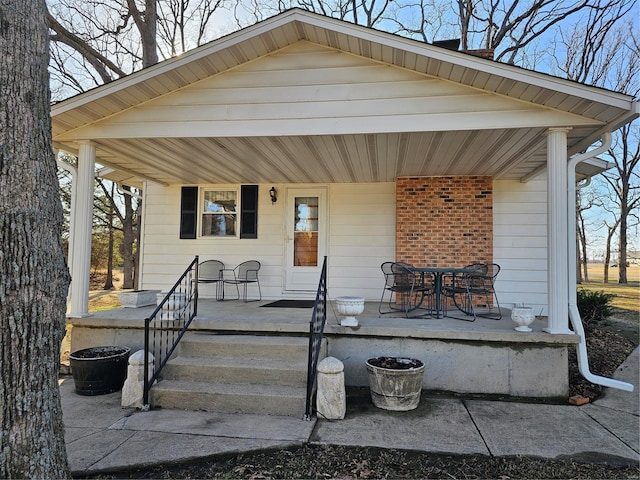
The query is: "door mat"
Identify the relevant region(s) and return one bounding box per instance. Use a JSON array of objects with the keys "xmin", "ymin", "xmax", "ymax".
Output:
[{"xmin": 261, "ymin": 300, "xmax": 315, "ymax": 308}]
